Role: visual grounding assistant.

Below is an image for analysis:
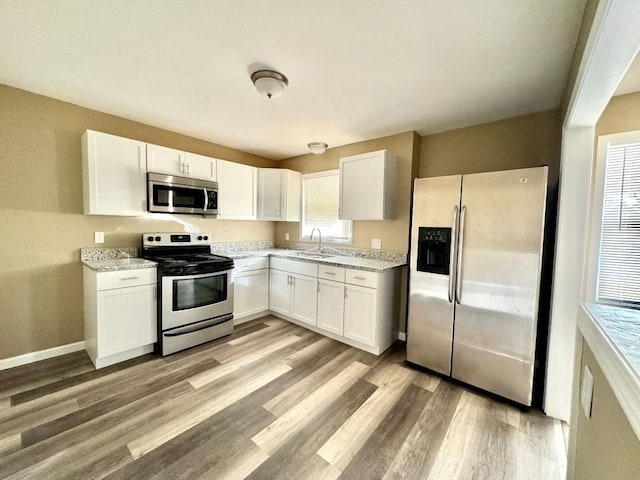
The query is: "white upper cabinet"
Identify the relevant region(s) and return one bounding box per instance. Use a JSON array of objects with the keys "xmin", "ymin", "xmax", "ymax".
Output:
[
  {"xmin": 147, "ymin": 143, "xmax": 216, "ymax": 181},
  {"xmin": 216, "ymin": 159, "xmax": 257, "ymax": 220},
  {"xmin": 257, "ymin": 168, "xmax": 301, "ymax": 221},
  {"xmin": 185, "ymin": 152, "xmax": 217, "ymax": 181},
  {"xmin": 339, "ymin": 149, "xmax": 396, "ymax": 220},
  {"xmin": 82, "ymin": 130, "xmax": 147, "ymax": 216}
]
